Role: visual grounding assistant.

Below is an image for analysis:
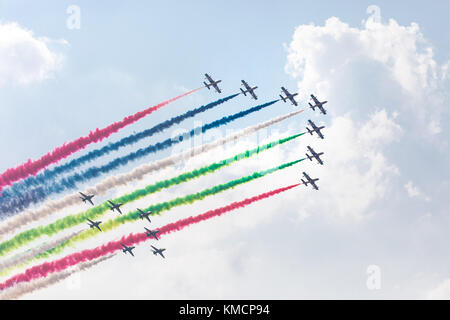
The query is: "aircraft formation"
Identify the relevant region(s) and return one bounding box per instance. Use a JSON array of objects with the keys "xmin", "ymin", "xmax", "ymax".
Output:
[
  {"xmin": 82, "ymin": 73, "xmax": 327, "ymax": 259},
  {"xmin": 85, "ymin": 212, "xmax": 164, "ymax": 258},
  {"xmin": 204, "ymin": 73, "xmax": 326, "ymax": 191}
]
